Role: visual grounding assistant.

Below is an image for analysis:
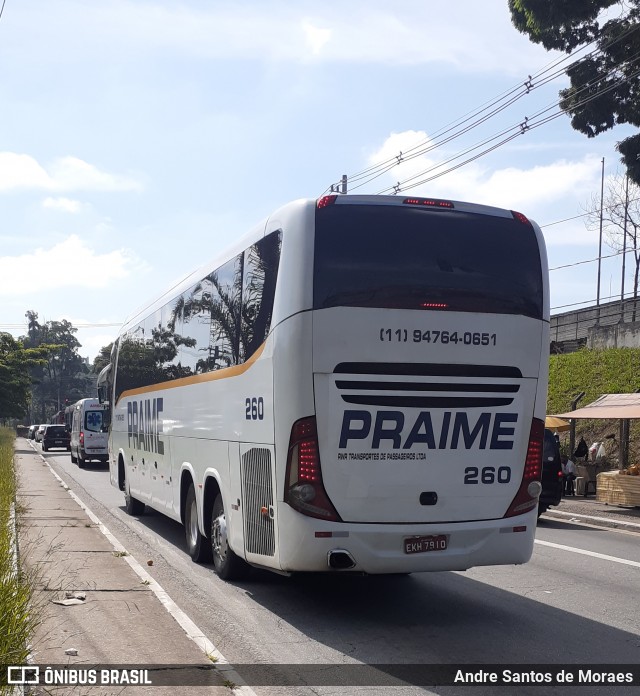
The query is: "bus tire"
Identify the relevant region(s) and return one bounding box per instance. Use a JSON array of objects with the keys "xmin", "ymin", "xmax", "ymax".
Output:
[
  {"xmin": 124, "ymin": 467, "xmax": 145, "ymax": 516},
  {"xmin": 210, "ymin": 493, "xmax": 248, "ymax": 580},
  {"xmin": 185, "ymin": 484, "xmax": 212, "ymax": 563}
]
